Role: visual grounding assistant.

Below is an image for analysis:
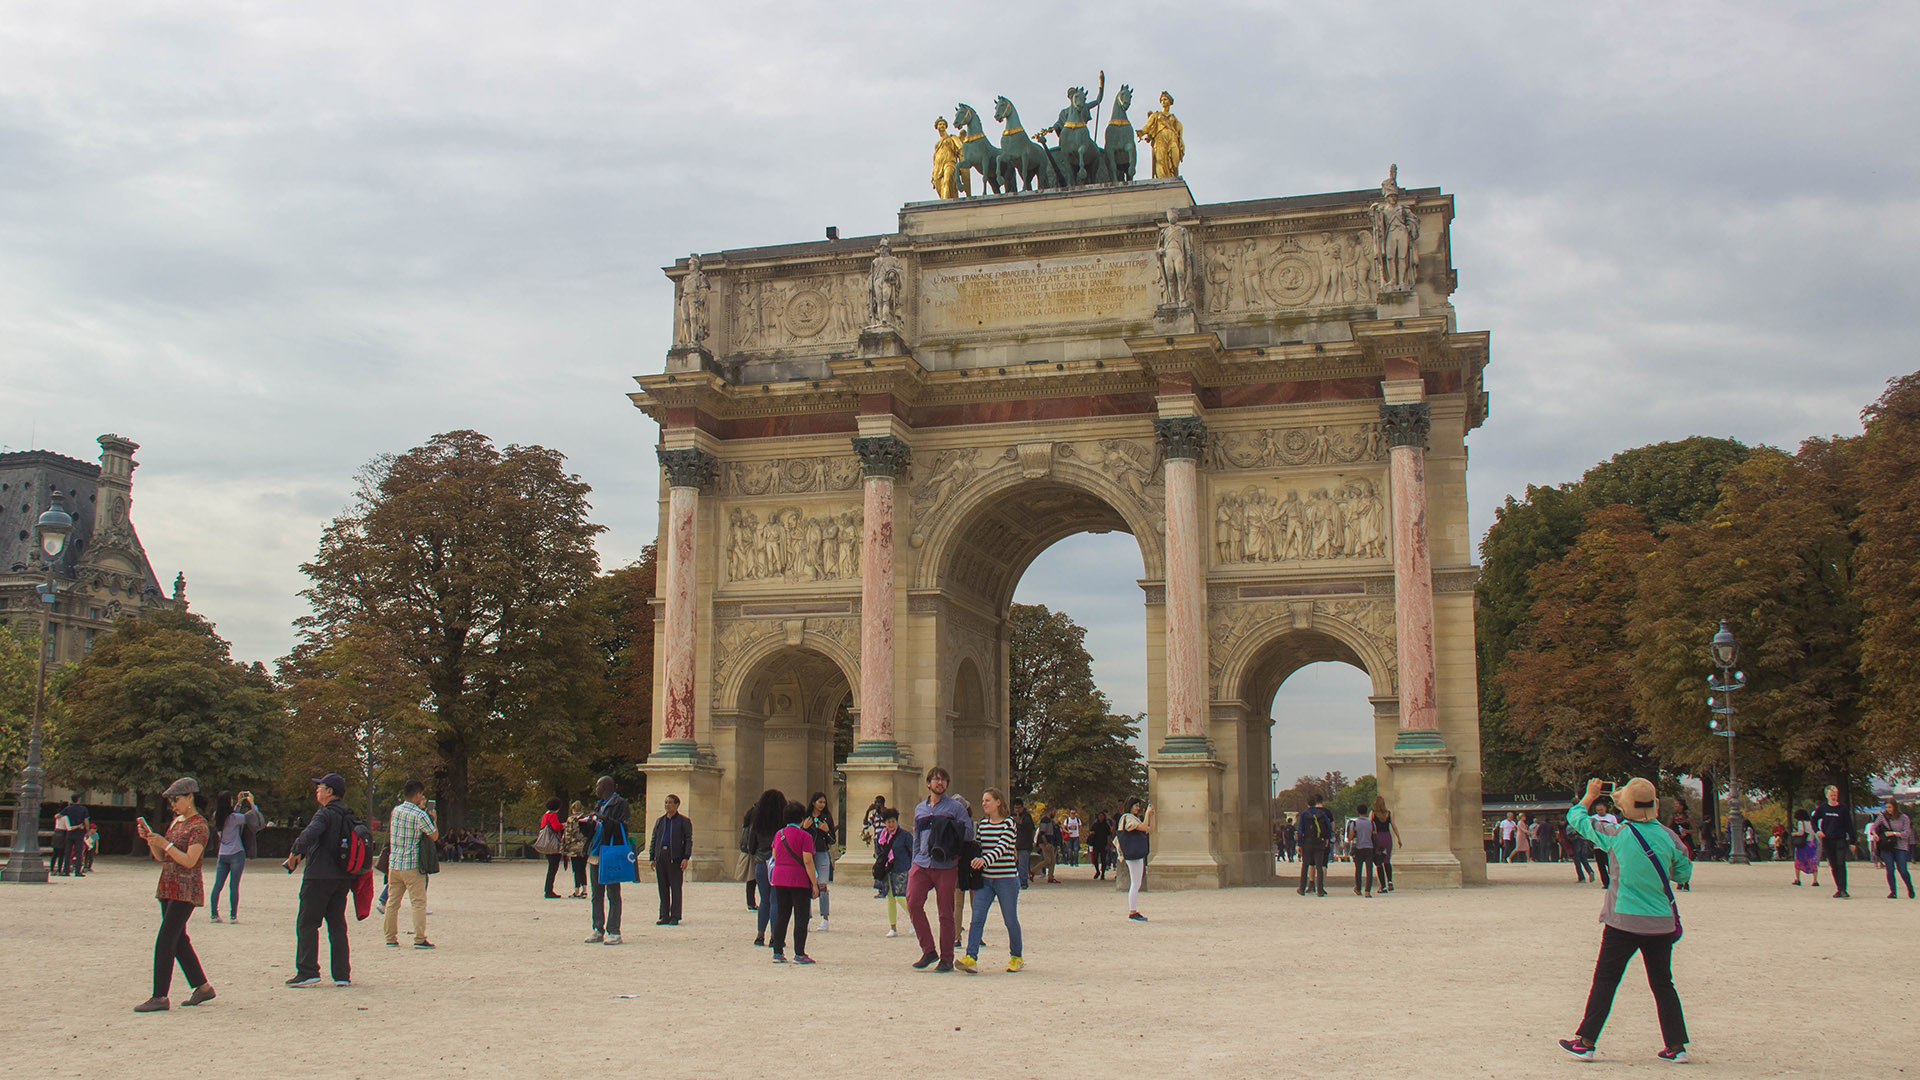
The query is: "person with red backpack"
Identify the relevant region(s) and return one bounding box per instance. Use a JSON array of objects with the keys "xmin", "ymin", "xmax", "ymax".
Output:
[{"xmin": 283, "ymin": 772, "xmax": 367, "ymax": 987}]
